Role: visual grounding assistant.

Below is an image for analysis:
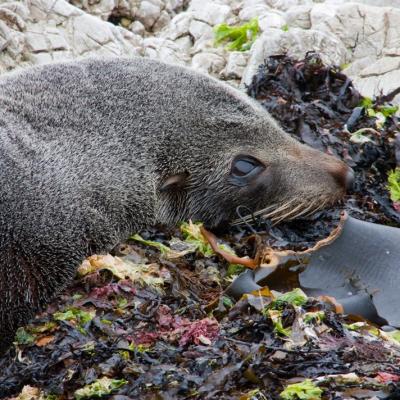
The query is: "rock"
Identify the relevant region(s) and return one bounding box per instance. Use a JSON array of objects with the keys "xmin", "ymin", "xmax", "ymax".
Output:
[
  {"xmin": 25, "ymin": 26, "xmax": 49, "ymax": 53},
  {"xmin": 242, "ymin": 28, "xmax": 349, "ymax": 85},
  {"xmin": 341, "ymin": 56, "xmax": 373, "ymax": 77},
  {"xmin": 359, "ymin": 56, "xmax": 400, "ymax": 77},
  {"xmin": 136, "ymin": 1, "xmax": 162, "ymax": 30},
  {"xmin": 130, "ymin": 20, "xmax": 146, "ymax": 36},
  {"xmin": 191, "ymin": 52, "xmax": 225, "ymax": 74},
  {"xmin": 153, "ymin": 10, "xmax": 171, "ymax": 32},
  {"xmin": 46, "ymin": 27, "xmax": 70, "ymax": 50},
  {"xmin": 163, "ymin": 12, "xmax": 192, "ymax": 40},
  {"xmin": 191, "ymin": 36, "xmax": 222, "ymax": 55},
  {"xmin": 40, "ymin": 0, "xmax": 82, "ymax": 18},
  {"xmin": 311, "ymin": 3, "xmax": 400, "ymax": 60},
  {"xmin": 307, "ymin": 2, "xmax": 400, "ymax": 101},
  {"xmin": 239, "ymin": 4, "xmax": 271, "ymax": 21},
  {"xmin": 189, "ymin": 19, "xmax": 213, "ymax": 41},
  {"xmin": 188, "ymin": 0, "xmax": 231, "ymax": 26},
  {"xmin": 164, "ymin": 0, "xmax": 185, "ymax": 12},
  {"xmin": 220, "ymin": 51, "xmax": 249, "ymax": 79},
  {"xmin": 350, "ymin": 0, "xmax": 400, "ymax": 7},
  {"xmin": 258, "ymin": 10, "xmax": 286, "ymax": 30},
  {"xmin": 265, "ymin": 0, "xmax": 313, "ymax": 12},
  {"xmin": 242, "ymin": 0, "xmax": 271, "ymax": 8},
  {"xmin": 174, "ymin": 35, "xmax": 193, "ymax": 52},
  {"xmin": 144, "ymin": 36, "xmax": 189, "ymax": 64},
  {"xmin": 0, "ymin": 0, "xmax": 144, "ymax": 73},
  {"xmin": 69, "ymin": 0, "xmax": 116, "ymax": 19},
  {"xmin": 73, "ymin": 14, "xmax": 117, "ymax": 53},
  {"xmin": 285, "ymin": 5, "xmax": 312, "ymax": 29},
  {"xmin": 350, "ymin": 56, "xmax": 400, "ymax": 101}
]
